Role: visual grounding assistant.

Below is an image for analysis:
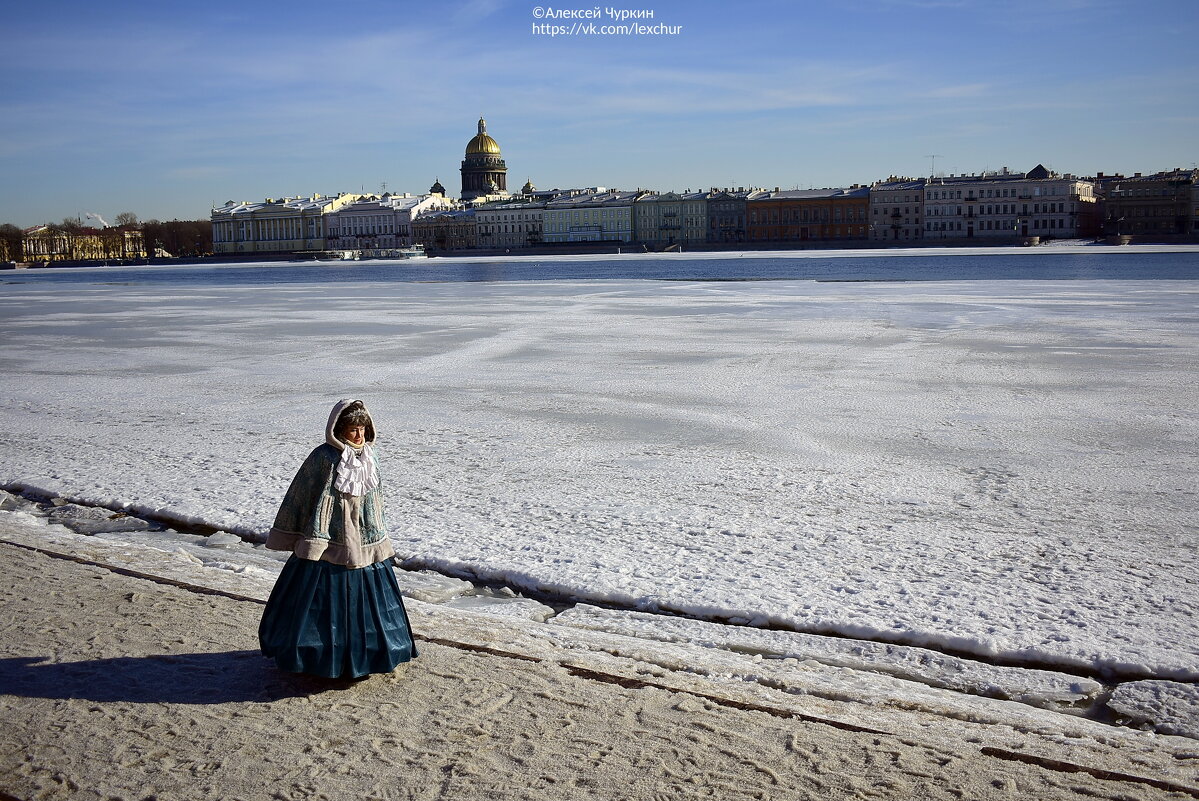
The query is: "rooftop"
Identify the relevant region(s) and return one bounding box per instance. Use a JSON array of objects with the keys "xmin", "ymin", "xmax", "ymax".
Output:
[{"xmin": 751, "ymin": 187, "xmax": 871, "ymax": 201}]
